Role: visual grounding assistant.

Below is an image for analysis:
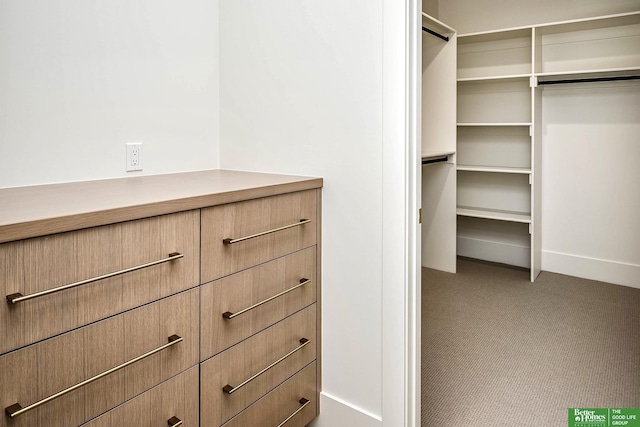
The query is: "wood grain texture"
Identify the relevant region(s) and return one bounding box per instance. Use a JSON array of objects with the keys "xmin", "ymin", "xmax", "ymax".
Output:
[
  {"xmin": 0, "ymin": 210, "xmax": 199, "ymax": 354},
  {"xmin": 200, "ymin": 305, "xmax": 316, "ymax": 426},
  {"xmin": 121, "ymin": 289, "xmax": 199, "ymax": 400},
  {"xmin": 0, "ymin": 345, "xmax": 38, "ymax": 426},
  {"xmin": 122, "ymin": 294, "xmax": 162, "ymax": 400},
  {"xmin": 161, "ymin": 366, "xmax": 200, "ymax": 427},
  {"xmin": 84, "ymin": 367, "xmax": 199, "ymax": 427},
  {"xmin": 220, "ymin": 362, "xmax": 317, "ymax": 427},
  {"xmin": 201, "ymin": 189, "xmax": 317, "ymax": 283},
  {"xmin": 83, "ymin": 313, "xmax": 125, "ymax": 418},
  {"xmin": 36, "ymin": 333, "xmax": 85, "ymax": 427},
  {"xmin": 0, "ymin": 289, "xmax": 199, "ymax": 427},
  {"xmin": 200, "ymin": 247, "xmax": 316, "ymax": 359},
  {"xmin": 0, "ymin": 170, "xmax": 322, "ymax": 244}
]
